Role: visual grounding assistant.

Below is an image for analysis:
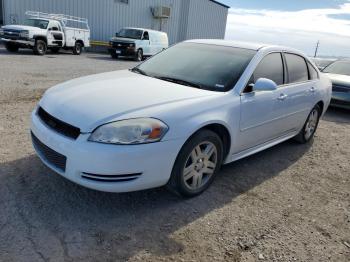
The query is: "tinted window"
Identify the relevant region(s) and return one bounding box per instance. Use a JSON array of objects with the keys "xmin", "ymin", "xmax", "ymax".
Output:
[
  {"xmin": 308, "ymin": 62, "xmax": 318, "ymax": 80},
  {"xmin": 135, "ymin": 43, "xmax": 256, "ymax": 92},
  {"xmin": 285, "ymin": 54, "xmax": 309, "ymax": 83},
  {"xmin": 253, "ymin": 53, "xmax": 284, "ymax": 85}
]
